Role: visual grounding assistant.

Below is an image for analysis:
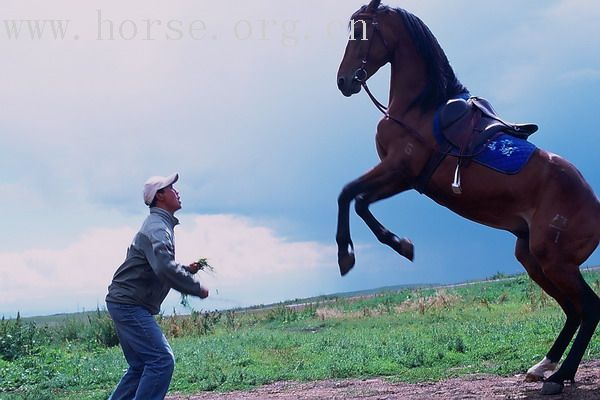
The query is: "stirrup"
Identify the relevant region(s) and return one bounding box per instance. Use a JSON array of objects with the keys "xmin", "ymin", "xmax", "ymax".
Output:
[{"xmin": 451, "ymin": 163, "xmax": 462, "ymax": 194}]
